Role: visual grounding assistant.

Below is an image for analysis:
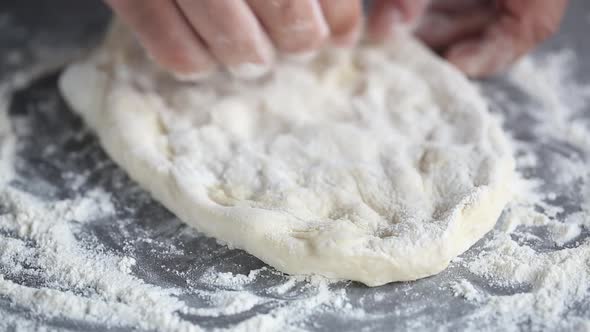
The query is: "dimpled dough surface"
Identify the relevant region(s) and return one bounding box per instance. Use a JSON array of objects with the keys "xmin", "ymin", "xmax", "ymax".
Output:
[{"xmin": 59, "ymin": 23, "xmax": 515, "ymax": 286}]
